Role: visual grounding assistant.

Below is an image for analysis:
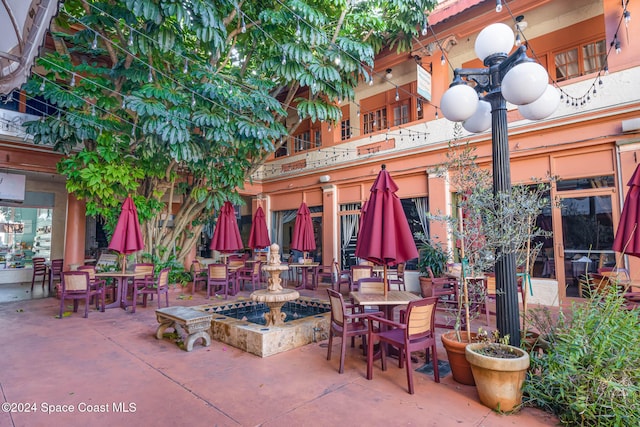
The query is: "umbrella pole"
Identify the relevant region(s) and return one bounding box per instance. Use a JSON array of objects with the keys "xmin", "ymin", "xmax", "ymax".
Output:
[{"xmin": 383, "ymin": 265, "xmax": 388, "ymax": 297}]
